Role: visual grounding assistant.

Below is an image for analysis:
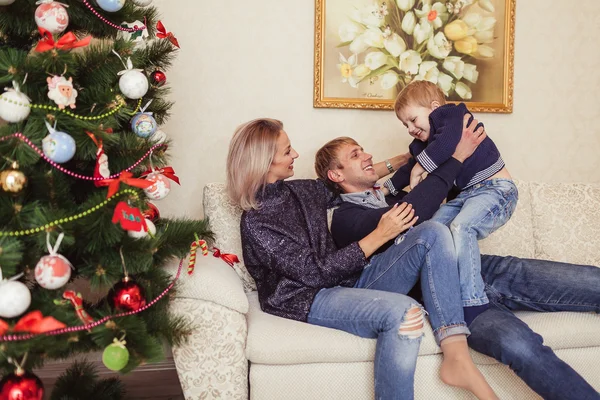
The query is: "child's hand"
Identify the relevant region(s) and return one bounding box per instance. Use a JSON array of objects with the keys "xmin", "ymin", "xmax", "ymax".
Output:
[{"xmin": 410, "ymin": 163, "xmax": 426, "ymax": 189}]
